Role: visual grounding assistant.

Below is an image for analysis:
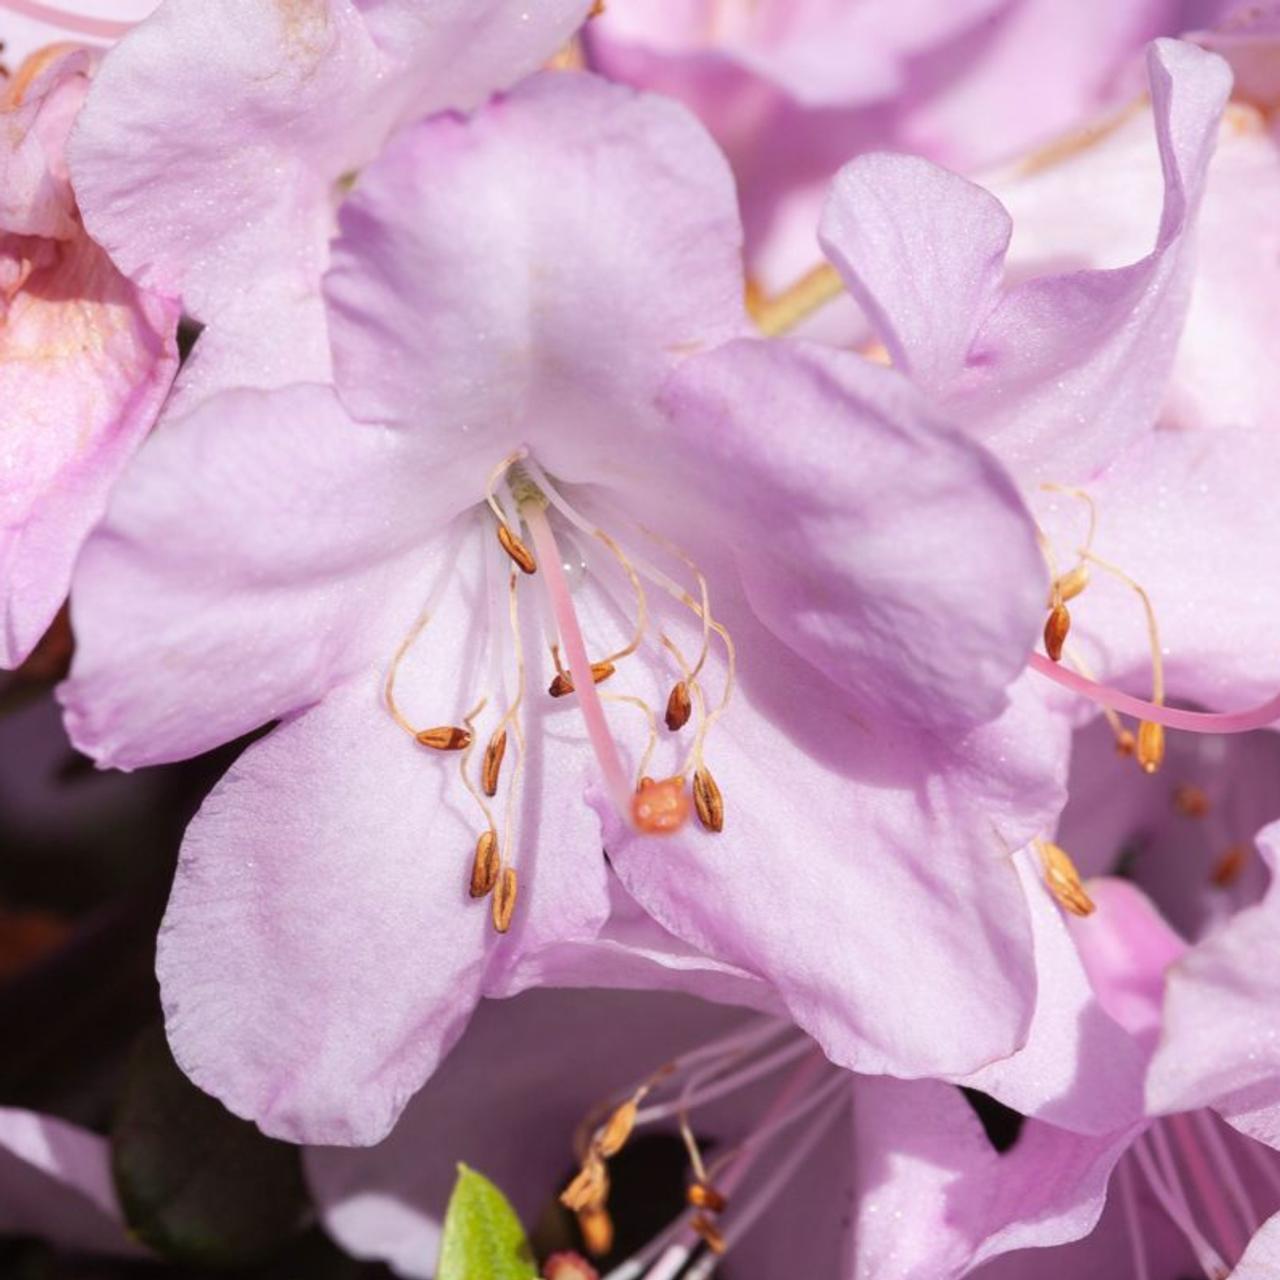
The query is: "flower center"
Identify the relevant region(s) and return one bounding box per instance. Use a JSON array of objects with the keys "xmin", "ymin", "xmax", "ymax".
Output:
[
  {"xmin": 561, "ymin": 1015, "xmax": 845, "ymax": 1277},
  {"xmin": 382, "ymin": 448, "xmax": 736, "ymax": 933}
]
